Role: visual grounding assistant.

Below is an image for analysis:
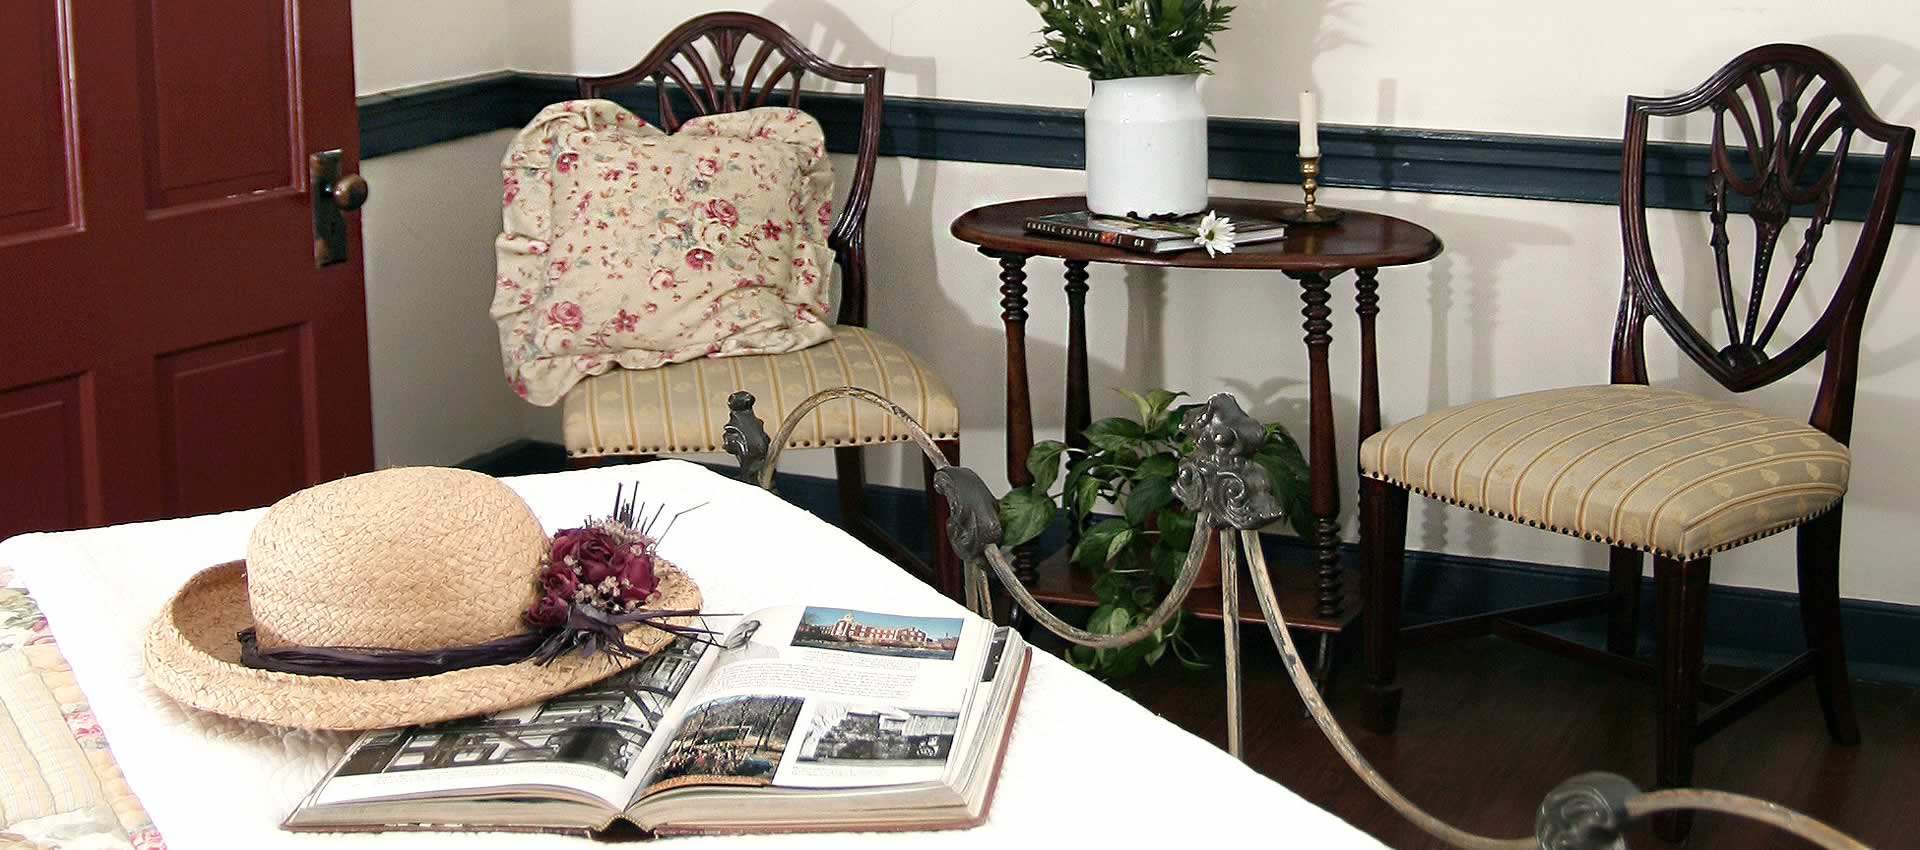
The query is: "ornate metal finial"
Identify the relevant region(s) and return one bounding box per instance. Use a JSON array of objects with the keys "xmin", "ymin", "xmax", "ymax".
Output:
[
  {"xmin": 720, "ymin": 391, "xmax": 770, "ymax": 483},
  {"xmin": 932, "ymin": 466, "xmax": 1003, "ymax": 563},
  {"xmin": 1537, "ymin": 772, "xmax": 1639, "ymax": 850},
  {"xmin": 1172, "ymin": 393, "xmax": 1282, "ymax": 529}
]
